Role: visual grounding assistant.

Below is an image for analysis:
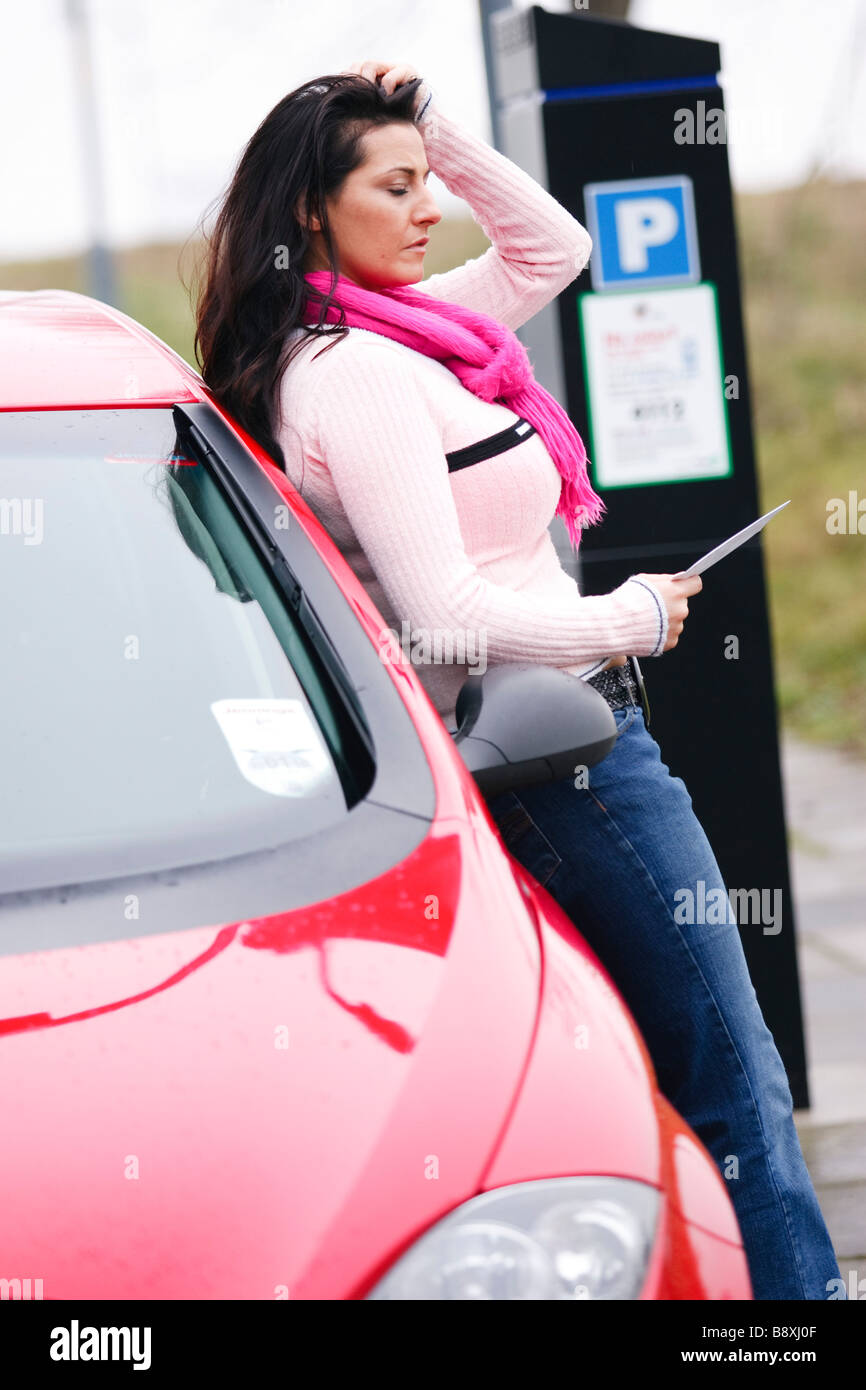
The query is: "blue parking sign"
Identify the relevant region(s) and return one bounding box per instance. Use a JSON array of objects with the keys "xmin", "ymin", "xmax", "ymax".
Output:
[{"xmin": 583, "ymin": 176, "xmax": 700, "ymax": 291}]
